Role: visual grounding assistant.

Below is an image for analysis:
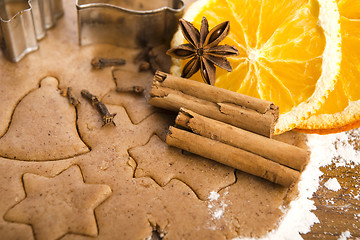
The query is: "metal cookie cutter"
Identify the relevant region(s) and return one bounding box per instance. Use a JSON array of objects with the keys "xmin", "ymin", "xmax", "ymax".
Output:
[
  {"xmin": 0, "ymin": 0, "xmax": 63, "ymax": 62},
  {"xmin": 76, "ymin": 0, "xmax": 184, "ymax": 48}
]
